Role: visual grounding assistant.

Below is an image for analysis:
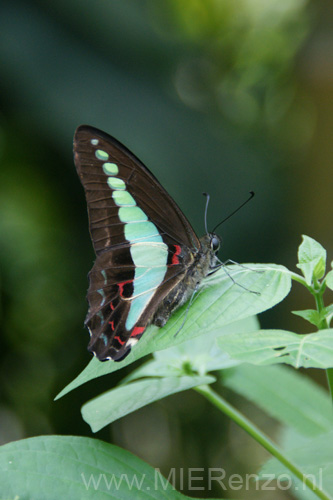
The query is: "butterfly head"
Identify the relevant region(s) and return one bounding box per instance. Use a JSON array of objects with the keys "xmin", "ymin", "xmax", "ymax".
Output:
[
  {"xmin": 210, "ymin": 233, "xmax": 221, "ymax": 253},
  {"xmin": 200, "ymin": 232, "xmax": 221, "ymax": 253},
  {"xmin": 198, "ymin": 232, "xmax": 222, "ymax": 277}
]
